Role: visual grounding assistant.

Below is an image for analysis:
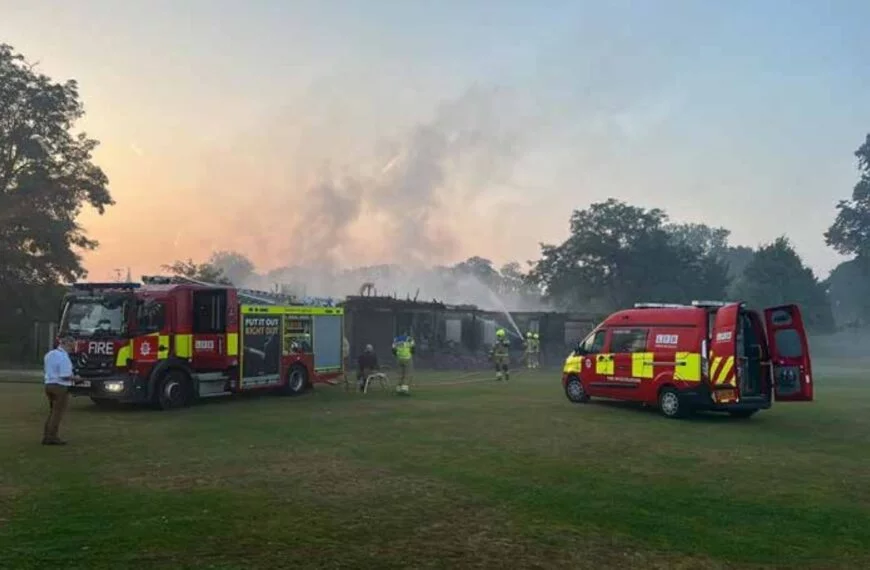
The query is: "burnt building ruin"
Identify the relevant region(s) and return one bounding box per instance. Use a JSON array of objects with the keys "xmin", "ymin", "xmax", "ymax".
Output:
[{"xmin": 341, "ymin": 295, "xmax": 601, "ymax": 370}]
